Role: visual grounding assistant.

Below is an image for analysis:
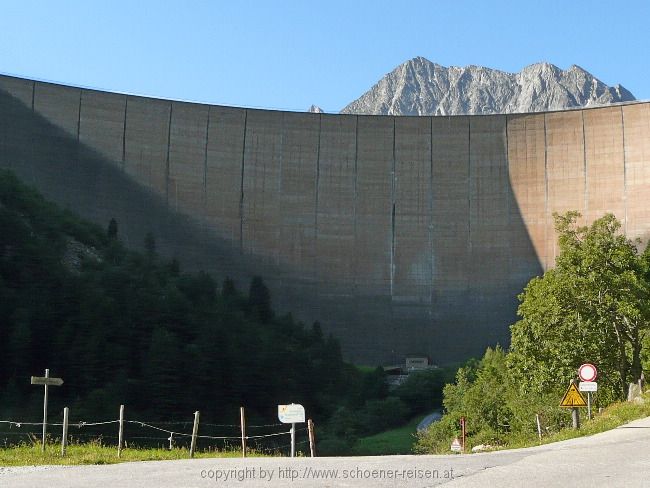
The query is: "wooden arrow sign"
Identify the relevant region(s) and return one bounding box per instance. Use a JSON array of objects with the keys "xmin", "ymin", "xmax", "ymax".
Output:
[
  {"xmin": 31, "ymin": 376, "xmax": 64, "ymax": 386},
  {"xmin": 30, "ymin": 369, "xmax": 64, "ymax": 452}
]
